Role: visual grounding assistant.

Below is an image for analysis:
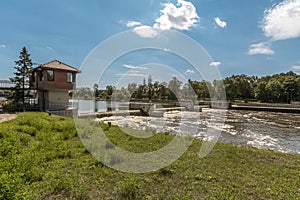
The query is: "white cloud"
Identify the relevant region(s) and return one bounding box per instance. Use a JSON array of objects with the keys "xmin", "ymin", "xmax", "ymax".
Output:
[
  {"xmin": 46, "ymin": 46, "xmax": 54, "ymax": 51},
  {"xmin": 126, "ymin": 21, "xmax": 142, "ymax": 27},
  {"xmin": 291, "ymin": 65, "xmax": 300, "ymax": 71},
  {"xmin": 133, "ymin": 25, "xmax": 159, "ymax": 38},
  {"xmin": 123, "ymin": 64, "xmax": 147, "ymax": 70},
  {"xmin": 186, "ymin": 69, "xmax": 194, "ymax": 74},
  {"xmin": 153, "ymin": 0, "xmax": 199, "ymax": 31},
  {"xmin": 210, "ymin": 62, "xmax": 221, "ymax": 67},
  {"xmin": 214, "ymin": 17, "xmax": 227, "ymax": 28},
  {"xmin": 123, "ymin": 64, "xmax": 137, "ymax": 69},
  {"xmin": 261, "ymin": 0, "xmax": 300, "ymax": 41},
  {"xmin": 131, "ymin": 0, "xmax": 199, "ymax": 38},
  {"xmin": 248, "ymin": 42, "xmax": 274, "ymax": 55},
  {"xmin": 0, "ymin": 44, "xmax": 6, "ymax": 48}
]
